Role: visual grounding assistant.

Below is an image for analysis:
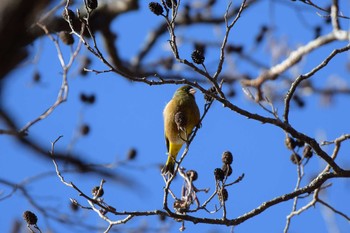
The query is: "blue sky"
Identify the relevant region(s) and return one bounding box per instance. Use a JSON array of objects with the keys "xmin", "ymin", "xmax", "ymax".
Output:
[{"xmin": 1, "ymin": 0, "xmax": 350, "ymax": 232}]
